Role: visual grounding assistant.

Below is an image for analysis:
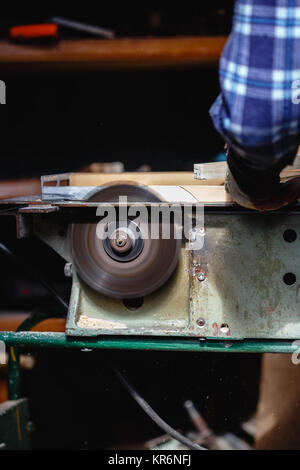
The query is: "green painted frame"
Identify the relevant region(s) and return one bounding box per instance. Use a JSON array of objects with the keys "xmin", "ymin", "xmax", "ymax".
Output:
[
  {"xmin": 1, "ymin": 331, "xmax": 298, "ymax": 400},
  {"xmin": 1, "ymin": 330, "xmax": 298, "ymax": 353}
]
